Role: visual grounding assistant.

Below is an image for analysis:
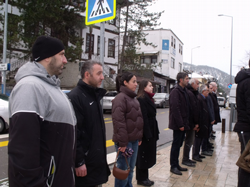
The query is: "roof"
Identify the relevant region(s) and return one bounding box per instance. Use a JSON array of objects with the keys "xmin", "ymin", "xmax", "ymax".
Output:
[{"xmin": 189, "ymin": 73, "xmax": 204, "ymax": 79}]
